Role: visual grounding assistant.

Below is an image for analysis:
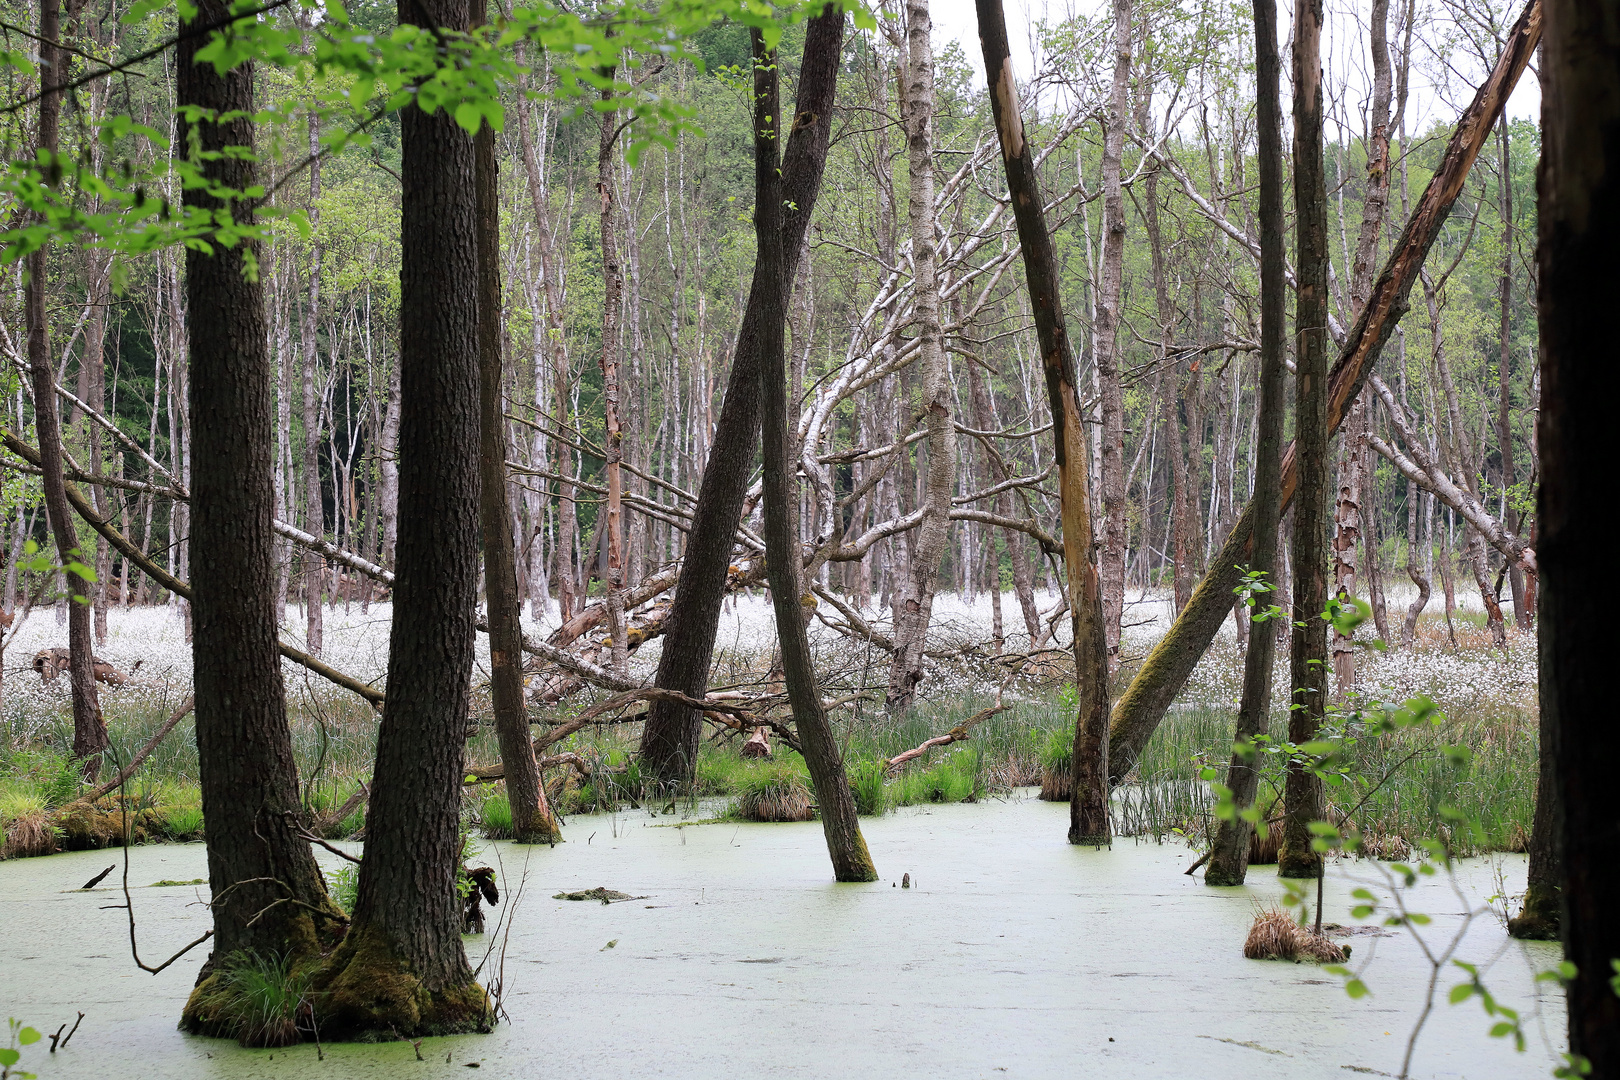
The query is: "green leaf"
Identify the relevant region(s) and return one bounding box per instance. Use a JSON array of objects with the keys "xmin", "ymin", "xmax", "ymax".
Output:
[
  {"xmin": 0, "ymin": 1047, "xmax": 19, "ymax": 1066},
  {"xmin": 1344, "ymin": 979, "xmax": 1369, "ymax": 999},
  {"xmin": 16, "ymin": 1027, "xmax": 38, "ymax": 1046},
  {"xmin": 1449, "ymin": 983, "xmax": 1475, "ymax": 1004},
  {"xmin": 1488, "ymin": 1021, "xmax": 1515, "ymax": 1038}
]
